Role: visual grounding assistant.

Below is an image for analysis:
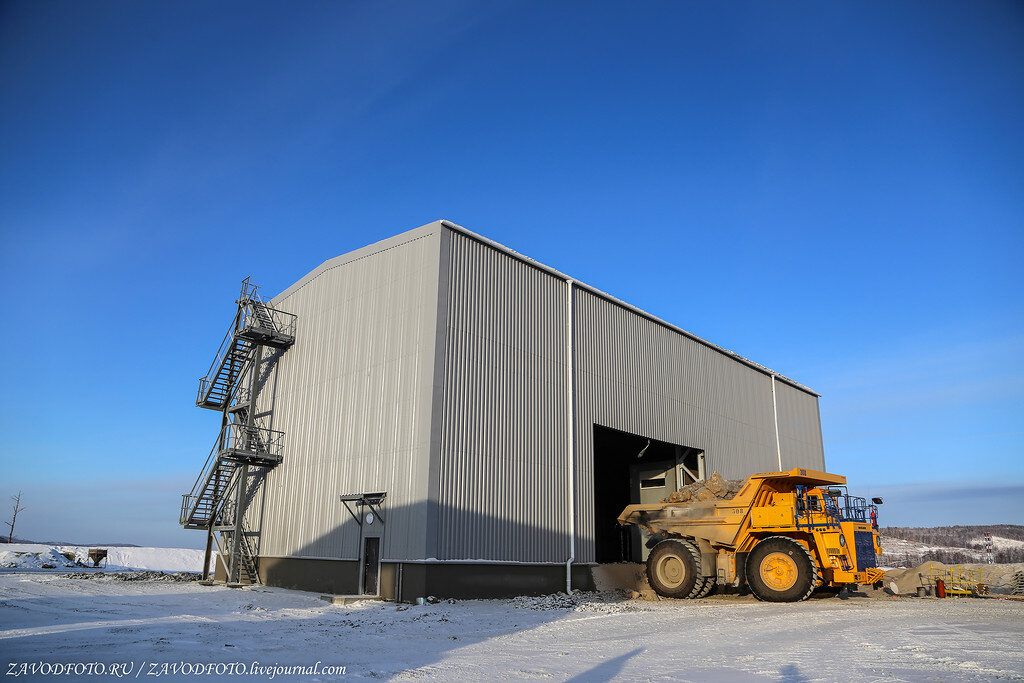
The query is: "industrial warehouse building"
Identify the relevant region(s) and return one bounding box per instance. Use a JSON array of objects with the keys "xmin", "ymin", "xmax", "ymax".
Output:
[{"xmin": 182, "ymin": 219, "xmax": 826, "ymax": 600}]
